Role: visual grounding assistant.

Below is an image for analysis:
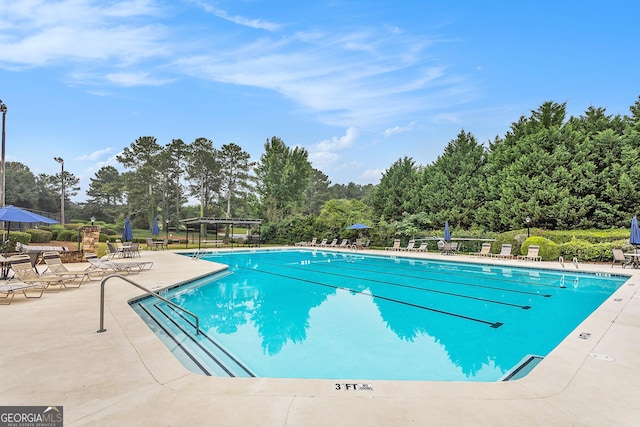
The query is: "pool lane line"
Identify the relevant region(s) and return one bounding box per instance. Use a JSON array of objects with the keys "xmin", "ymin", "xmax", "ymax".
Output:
[
  {"xmin": 236, "ymin": 266, "xmax": 505, "ymax": 328},
  {"xmin": 326, "ymin": 256, "xmax": 561, "ymax": 292},
  {"xmin": 306, "ymin": 261, "xmax": 552, "ymax": 299},
  {"xmin": 284, "ymin": 263, "xmax": 532, "ymax": 309},
  {"xmin": 154, "ymin": 303, "xmax": 256, "ymax": 378},
  {"xmin": 250, "ymin": 260, "xmax": 535, "ymax": 310}
]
